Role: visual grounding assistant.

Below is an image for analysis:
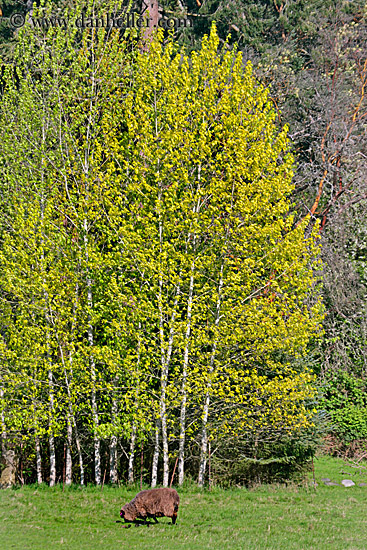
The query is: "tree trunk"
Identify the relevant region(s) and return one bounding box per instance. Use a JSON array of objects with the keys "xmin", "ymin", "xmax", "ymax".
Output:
[
  {"xmin": 0, "ymin": 449, "xmax": 17, "ymax": 489},
  {"xmin": 154, "ymin": 105, "xmax": 181, "ymax": 486},
  {"xmin": 0, "ymin": 396, "xmax": 17, "ymax": 489},
  {"xmin": 127, "ymin": 327, "xmax": 141, "ymax": 485},
  {"xmin": 65, "ymin": 414, "xmax": 72, "ymax": 485},
  {"xmin": 128, "ymin": 424, "xmax": 136, "ymax": 484},
  {"xmin": 74, "ymin": 427, "xmax": 84, "ymax": 485},
  {"xmin": 58, "ymin": 339, "xmax": 85, "ymax": 486},
  {"xmin": 198, "ymin": 395, "xmax": 209, "ymax": 487},
  {"xmin": 39, "ymin": 204, "xmax": 56, "ymax": 487},
  {"xmin": 178, "ymin": 264, "xmax": 195, "ymax": 486},
  {"xmin": 84, "ymin": 221, "xmax": 101, "ymax": 485},
  {"xmin": 65, "ymin": 363, "xmax": 84, "ymax": 485},
  {"xmin": 89, "ymin": 333, "xmax": 100, "ymax": 485},
  {"xmin": 198, "ymin": 264, "xmax": 224, "ymax": 487},
  {"xmin": 109, "ymin": 377, "xmax": 118, "ymax": 484},
  {"xmin": 109, "ymin": 433, "xmax": 117, "ymax": 484},
  {"xmin": 0, "ymin": 387, "xmax": 6, "ymax": 456},
  {"xmin": 48, "ymin": 369, "xmax": 56, "ymax": 487},
  {"xmin": 35, "ymin": 435, "xmax": 43, "ymax": 484},
  {"xmin": 158, "ymin": 204, "xmax": 169, "ymax": 487},
  {"xmin": 178, "ymin": 182, "xmax": 200, "ymax": 486},
  {"xmin": 87, "ymin": 320, "xmax": 100, "ymax": 485},
  {"xmin": 142, "ymin": 0, "xmax": 159, "ymax": 47},
  {"xmin": 157, "ymin": 271, "xmax": 181, "ymax": 487},
  {"xmin": 161, "ymin": 408, "xmax": 169, "ymax": 487},
  {"xmin": 151, "ymin": 420, "xmax": 160, "ymax": 488},
  {"xmin": 48, "ymin": 437, "xmax": 56, "ymax": 486},
  {"xmin": 38, "ymin": 100, "xmax": 56, "ymax": 489},
  {"xmin": 65, "ymin": 279, "xmax": 85, "ymax": 486},
  {"xmin": 81, "ymin": 40, "xmax": 100, "ymax": 484}
]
